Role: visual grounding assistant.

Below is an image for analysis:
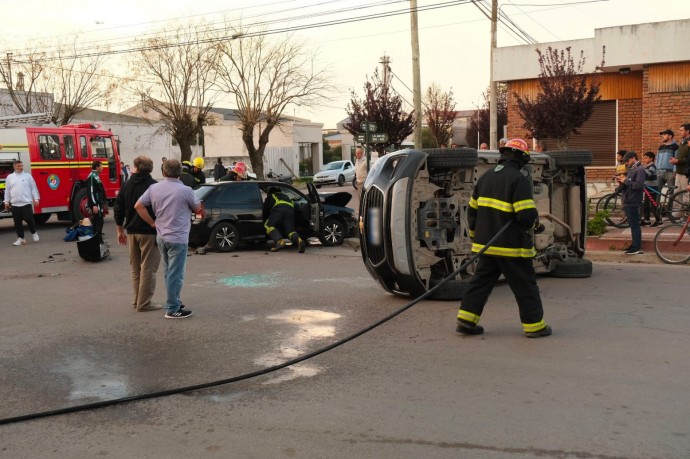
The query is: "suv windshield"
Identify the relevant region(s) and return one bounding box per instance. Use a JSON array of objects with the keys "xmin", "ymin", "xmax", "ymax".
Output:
[{"xmin": 323, "ymin": 161, "xmax": 344, "ymax": 171}]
